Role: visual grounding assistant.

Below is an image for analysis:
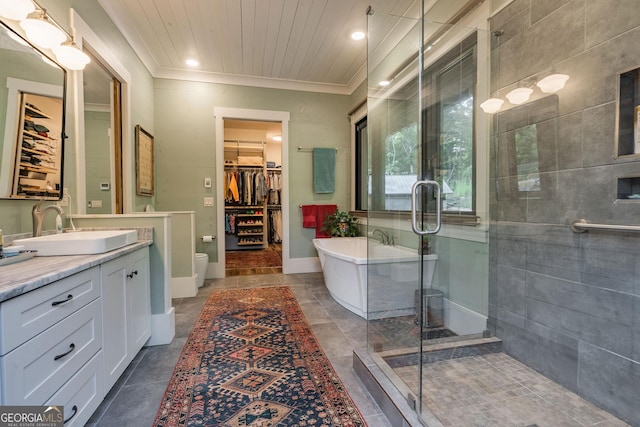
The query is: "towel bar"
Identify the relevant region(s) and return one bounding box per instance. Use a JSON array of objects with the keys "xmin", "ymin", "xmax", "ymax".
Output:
[
  {"xmin": 297, "ymin": 146, "xmax": 338, "ymax": 152},
  {"xmin": 571, "ymin": 219, "xmax": 640, "ymax": 233}
]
